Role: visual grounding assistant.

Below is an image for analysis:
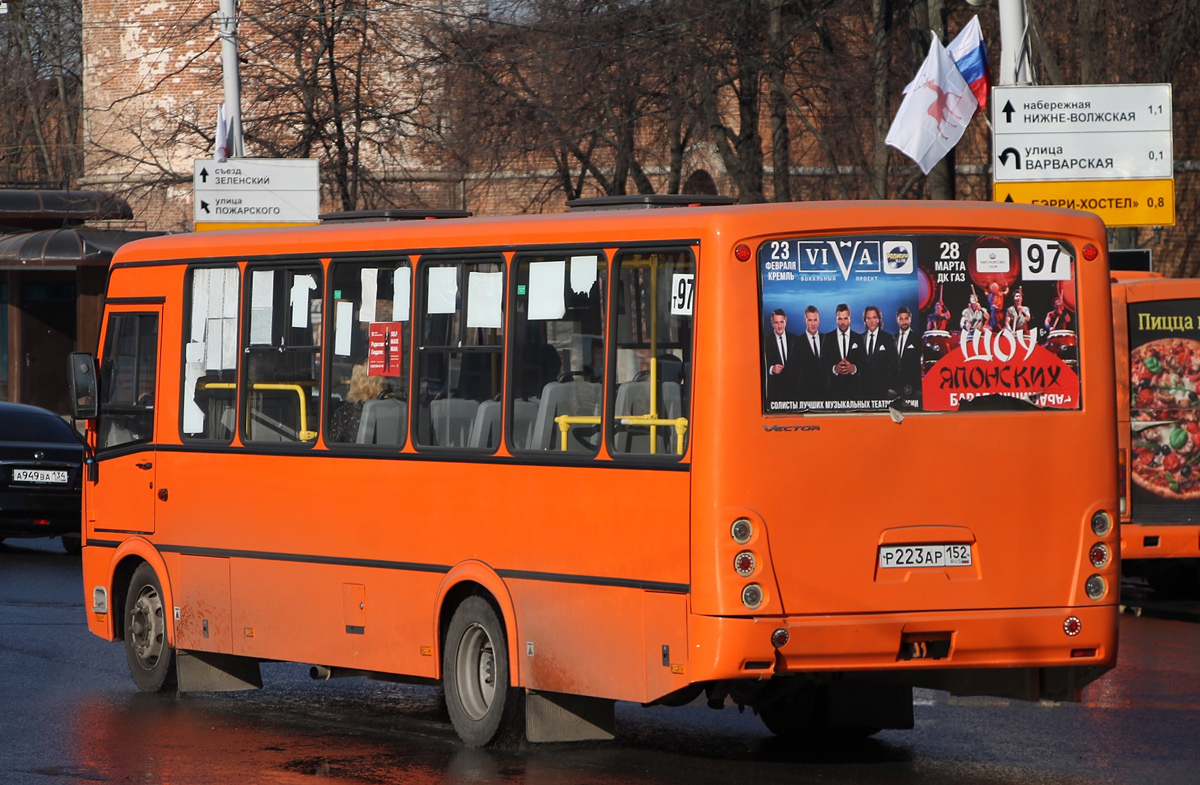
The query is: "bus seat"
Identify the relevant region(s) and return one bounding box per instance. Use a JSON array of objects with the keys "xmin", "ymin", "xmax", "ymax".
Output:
[
  {"xmin": 529, "ymin": 380, "xmax": 601, "ymax": 452},
  {"xmin": 613, "ymin": 381, "xmax": 682, "ymax": 454},
  {"xmin": 430, "ymin": 398, "xmax": 480, "ymax": 447},
  {"xmin": 468, "ymin": 400, "xmax": 501, "ymax": 449},
  {"xmin": 511, "ymin": 398, "xmax": 539, "ymax": 450},
  {"xmin": 357, "ymin": 397, "xmax": 407, "ymax": 446}
]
